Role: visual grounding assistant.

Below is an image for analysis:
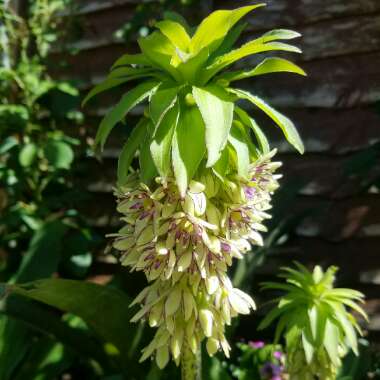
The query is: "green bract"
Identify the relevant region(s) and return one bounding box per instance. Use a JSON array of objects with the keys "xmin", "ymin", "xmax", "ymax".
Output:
[
  {"xmin": 84, "ymin": 4, "xmax": 305, "ymax": 196},
  {"xmin": 259, "ymin": 263, "xmax": 368, "ymax": 380}
]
